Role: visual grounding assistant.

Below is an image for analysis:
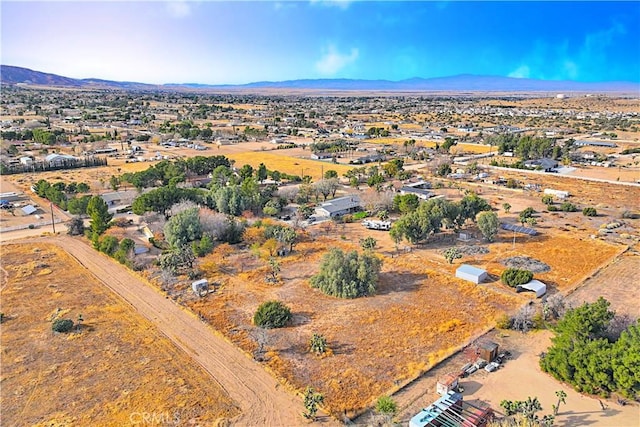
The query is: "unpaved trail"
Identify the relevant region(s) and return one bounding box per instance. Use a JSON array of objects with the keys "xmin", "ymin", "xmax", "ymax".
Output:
[{"xmin": 51, "ymin": 235, "xmax": 329, "ymax": 426}]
